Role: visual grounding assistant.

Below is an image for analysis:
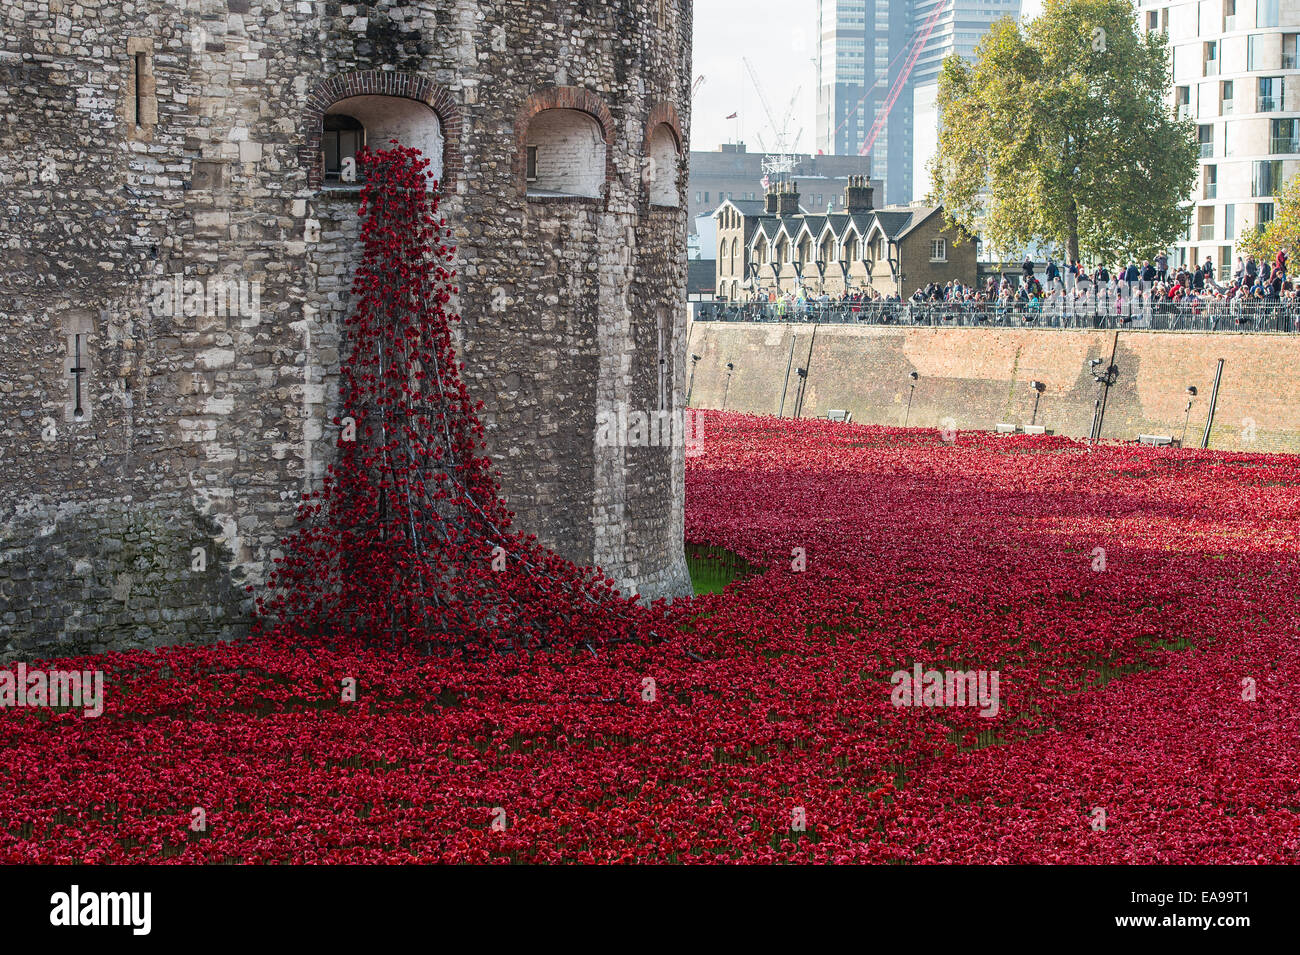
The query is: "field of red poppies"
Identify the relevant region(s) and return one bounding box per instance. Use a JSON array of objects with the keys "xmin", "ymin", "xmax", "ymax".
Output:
[{"xmin": 3, "ymin": 411, "xmax": 1299, "ymax": 863}]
